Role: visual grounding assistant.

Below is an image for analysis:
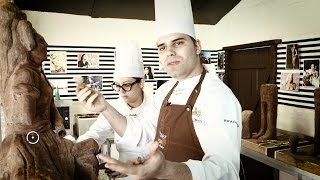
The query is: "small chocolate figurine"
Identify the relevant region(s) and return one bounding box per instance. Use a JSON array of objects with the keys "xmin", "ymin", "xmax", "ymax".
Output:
[
  {"xmin": 289, "ymin": 135, "xmax": 299, "ymax": 154},
  {"xmin": 242, "ymin": 110, "xmax": 254, "ymax": 139}
]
